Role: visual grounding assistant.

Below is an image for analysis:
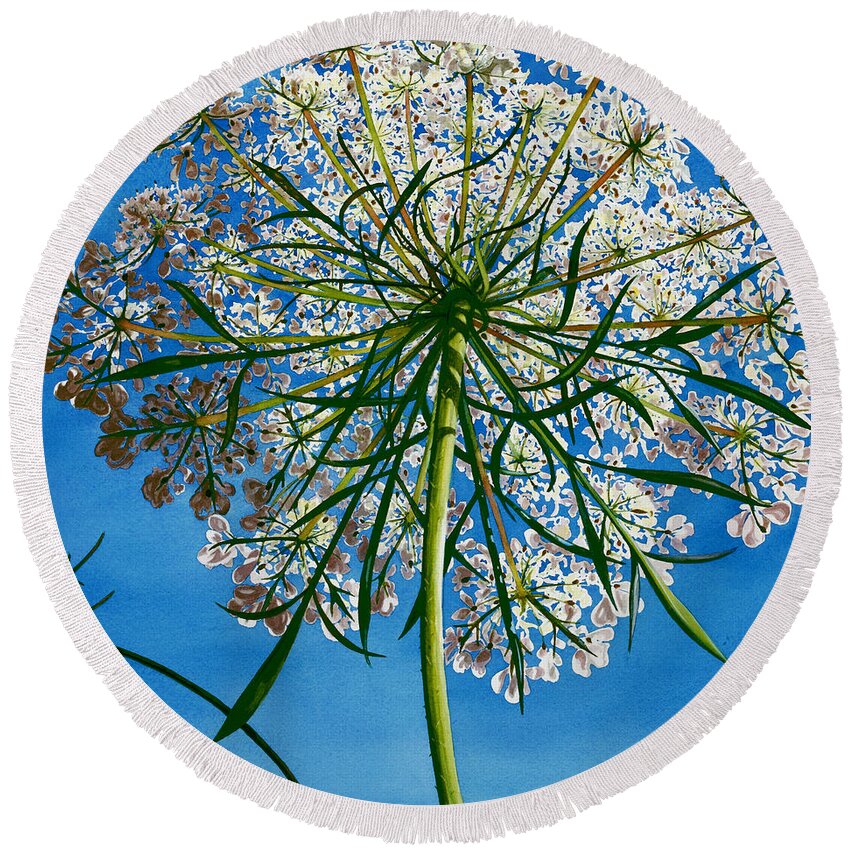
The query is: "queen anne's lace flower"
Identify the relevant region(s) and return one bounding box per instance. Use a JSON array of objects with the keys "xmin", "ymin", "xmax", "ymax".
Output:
[{"xmin": 50, "ymin": 40, "xmax": 809, "ymax": 715}]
